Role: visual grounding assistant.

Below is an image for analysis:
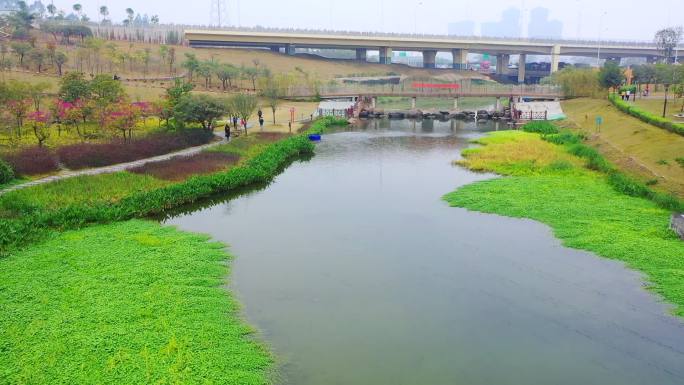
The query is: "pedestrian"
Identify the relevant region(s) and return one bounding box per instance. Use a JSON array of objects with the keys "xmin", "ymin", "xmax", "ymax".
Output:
[
  {"xmin": 257, "ymin": 109, "xmax": 263, "ymax": 119},
  {"xmin": 232, "ymin": 116, "xmax": 238, "ymax": 130},
  {"xmin": 626, "ymin": 89, "xmax": 631, "ymax": 101},
  {"xmin": 259, "ymin": 116, "xmax": 264, "ymax": 129},
  {"xmin": 241, "ymin": 118, "xmax": 247, "ymax": 132},
  {"xmin": 288, "ymin": 121, "xmax": 292, "ymax": 132},
  {"xmin": 224, "ymin": 123, "xmax": 231, "ymax": 141}
]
